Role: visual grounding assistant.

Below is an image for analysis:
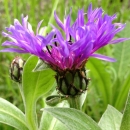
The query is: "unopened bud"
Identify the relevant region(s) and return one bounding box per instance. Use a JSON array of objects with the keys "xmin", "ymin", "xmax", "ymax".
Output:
[
  {"xmin": 10, "ymin": 56, "xmax": 25, "ymax": 83},
  {"xmin": 46, "ymin": 95, "xmax": 66, "ymax": 106}
]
